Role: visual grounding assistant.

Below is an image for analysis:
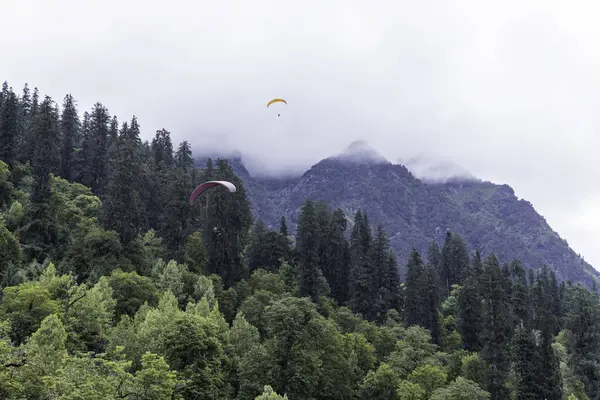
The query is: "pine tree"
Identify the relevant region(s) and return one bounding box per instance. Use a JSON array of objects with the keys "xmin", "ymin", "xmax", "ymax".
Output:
[
  {"xmin": 87, "ymin": 102, "xmax": 111, "ymax": 195},
  {"xmin": 509, "ymin": 259, "xmax": 530, "ymax": 329},
  {"xmin": 322, "ymin": 208, "xmax": 351, "ymax": 304},
  {"xmin": 0, "ymin": 81, "xmax": 7, "ymax": 103},
  {"xmin": 74, "ymin": 111, "xmax": 91, "ymax": 186},
  {"xmin": 30, "ymin": 96, "xmax": 60, "ymax": 213},
  {"xmin": 279, "ymin": 215, "xmax": 292, "ymax": 261},
  {"xmin": 102, "ymin": 118, "xmax": 144, "ymax": 245},
  {"xmin": 313, "ymin": 201, "xmax": 331, "ymax": 282},
  {"xmin": 512, "ymin": 325, "xmax": 542, "ymax": 399},
  {"xmin": 31, "ymin": 87, "xmax": 39, "ymax": 115},
  {"xmin": 472, "ymin": 249, "xmax": 484, "ymax": 275},
  {"xmin": 202, "ymin": 158, "xmax": 253, "ymax": 287},
  {"xmin": 0, "ymin": 87, "xmax": 18, "ymax": 167},
  {"xmin": 246, "ymin": 220, "xmax": 269, "ymax": 272},
  {"xmin": 20, "ymin": 86, "xmax": 40, "ymax": 163},
  {"xmin": 19, "ymin": 83, "xmax": 31, "ymax": 119},
  {"xmin": 108, "ymin": 116, "xmax": 119, "ymax": 143},
  {"xmin": 423, "ymin": 262, "xmax": 443, "ymax": 345},
  {"xmin": 531, "ymin": 267, "xmax": 563, "ymax": 399},
  {"xmin": 369, "ymin": 225, "xmax": 387, "ymax": 313},
  {"xmin": 245, "ymin": 220, "xmax": 286, "ymax": 272},
  {"xmin": 404, "ymin": 248, "xmax": 425, "ymax": 327},
  {"xmin": 161, "ymin": 141, "xmax": 195, "ymax": 261},
  {"xmin": 548, "ymin": 269, "xmax": 562, "ymax": 334},
  {"xmin": 427, "ymin": 240, "xmax": 441, "ymax": 269},
  {"xmin": 59, "ymin": 94, "xmax": 80, "ymax": 180},
  {"xmin": 16, "ymin": 83, "xmax": 32, "ymax": 163},
  {"xmin": 136, "ymin": 140, "xmax": 153, "ymax": 232},
  {"xmin": 145, "ymin": 129, "xmax": 173, "ymax": 230},
  {"xmin": 440, "ymin": 232, "xmax": 470, "ymax": 296},
  {"xmin": 479, "ymin": 253, "xmax": 512, "ymax": 400},
  {"xmin": 565, "ymin": 286, "xmax": 600, "ymax": 400},
  {"xmin": 151, "ymin": 129, "xmax": 174, "ymax": 167},
  {"xmin": 279, "ymin": 216, "xmax": 288, "ymax": 236},
  {"xmin": 385, "ymin": 251, "xmax": 401, "ymax": 311},
  {"xmin": 536, "ymin": 330, "xmax": 562, "ymax": 400},
  {"xmin": 457, "ymin": 268, "xmax": 483, "ymax": 352},
  {"xmin": 295, "ymin": 200, "xmax": 321, "ymax": 301},
  {"xmin": 24, "ymin": 96, "xmax": 61, "ymax": 261},
  {"xmin": 348, "ymin": 210, "xmax": 375, "ymax": 319}
]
